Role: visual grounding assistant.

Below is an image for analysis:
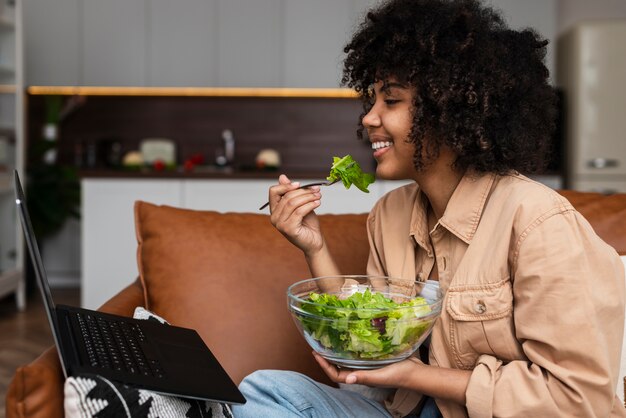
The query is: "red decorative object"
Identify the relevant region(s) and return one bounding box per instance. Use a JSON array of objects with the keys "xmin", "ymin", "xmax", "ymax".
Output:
[{"xmin": 153, "ymin": 160, "xmax": 166, "ymax": 171}]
